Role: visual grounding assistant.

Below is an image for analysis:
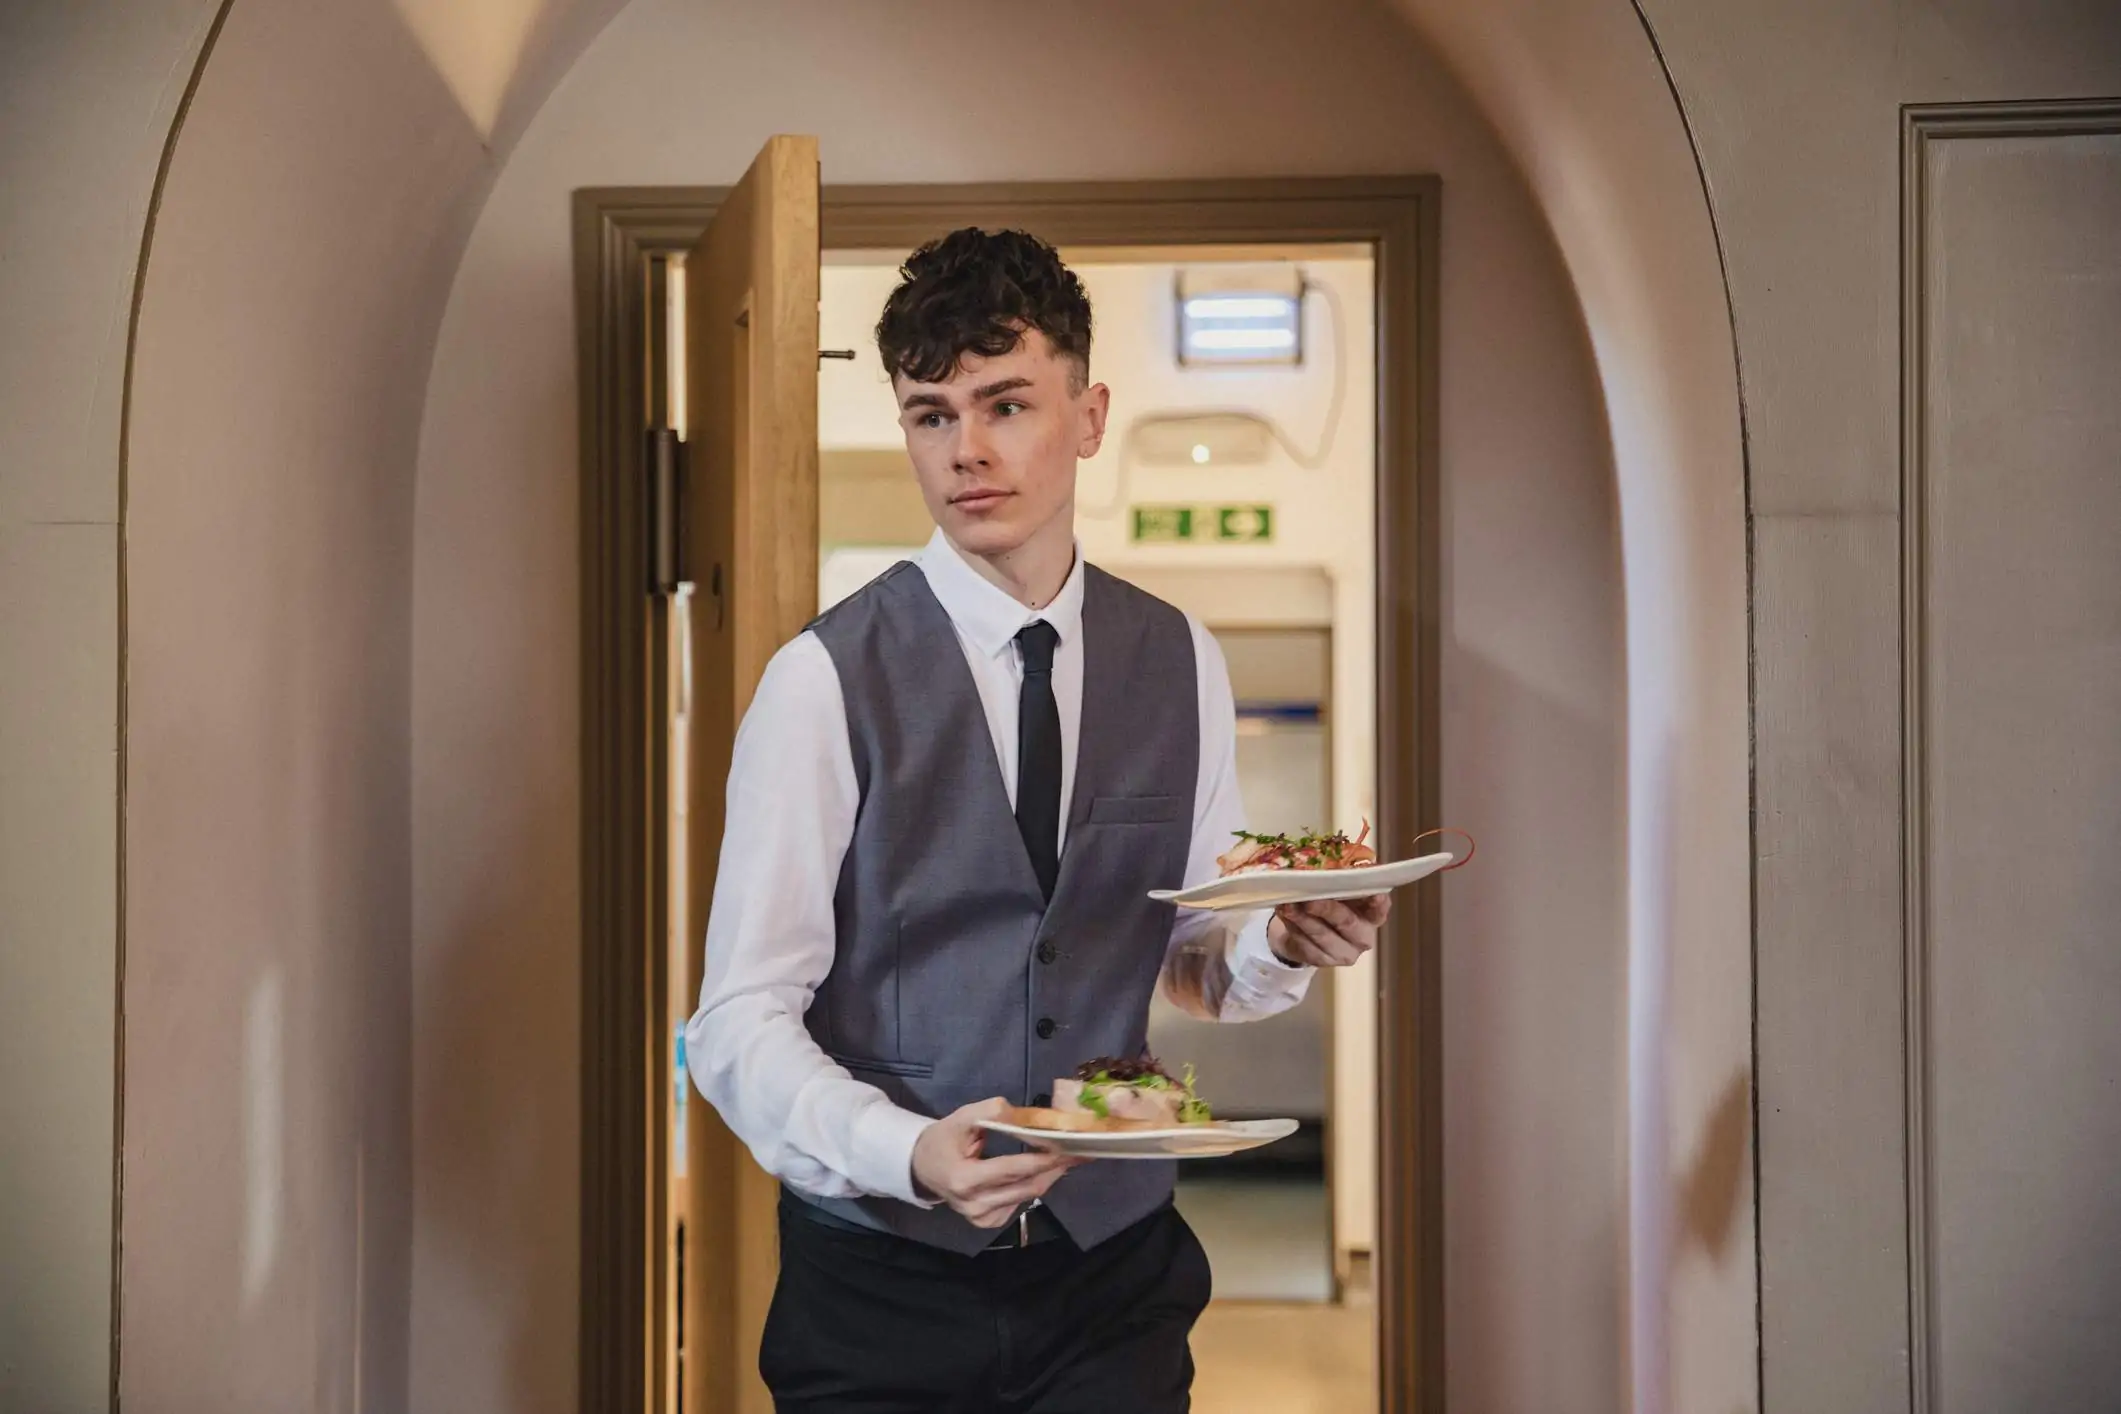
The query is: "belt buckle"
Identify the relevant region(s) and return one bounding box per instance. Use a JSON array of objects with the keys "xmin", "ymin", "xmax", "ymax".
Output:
[{"xmin": 994, "ymin": 1198, "xmax": 1040, "ymax": 1250}]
